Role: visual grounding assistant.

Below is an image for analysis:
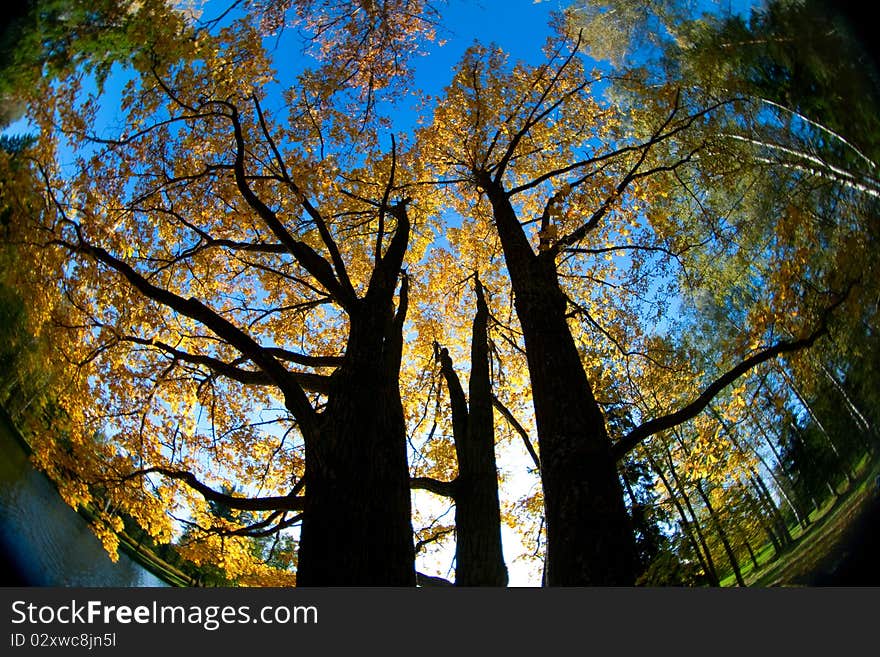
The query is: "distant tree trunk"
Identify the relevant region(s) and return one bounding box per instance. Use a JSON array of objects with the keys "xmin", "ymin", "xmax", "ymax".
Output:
[
  {"xmin": 660, "ymin": 442, "xmax": 725, "ymax": 584},
  {"xmin": 742, "ymin": 536, "xmax": 760, "ymax": 571},
  {"xmin": 708, "ymin": 405, "xmax": 796, "ymax": 544},
  {"xmin": 817, "ymin": 360, "xmax": 875, "ymax": 449},
  {"xmin": 434, "ymin": 277, "xmax": 508, "ymax": 587},
  {"xmin": 481, "ymin": 177, "xmax": 635, "ymax": 586},
  {"xmin": 694, "ymin": 480, "xmax": 746, "ymax": 587},
  {"xmin": 740, "ymin": 479, "xmax": 782, "ymax": 557},
  {"xmin": 749, "ymin": 472, "xmax": 792, "ymax": 546},
  {"xmin": 749, "ymin": 411, "xmax": 811, "ymax": 529},
  {"xmin": 777, "ymin": 366, "xmax": 853, "ymax": 483},
  {"xmin": 788, "ymin": 421, "xmax": 840, "ymax": 500},
  {"xmin": 647, "ymin": 450, "xmax": 720, "ymax": 587}
]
